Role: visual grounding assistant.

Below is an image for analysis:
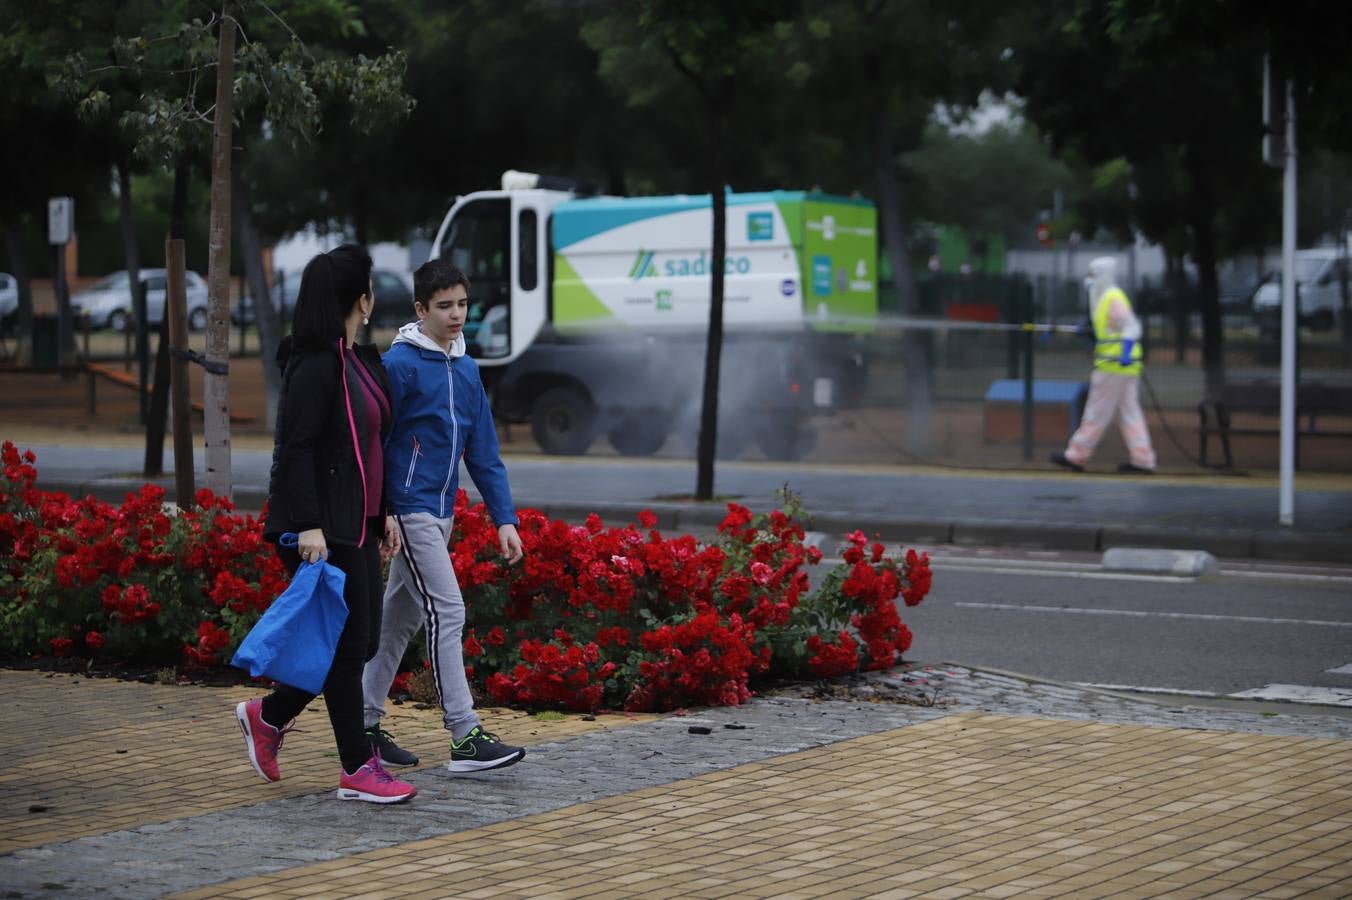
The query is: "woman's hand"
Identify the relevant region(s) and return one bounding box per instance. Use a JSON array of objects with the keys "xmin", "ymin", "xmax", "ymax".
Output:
[
  {"xmin": 381, "ymin": 516, "xmax": 401, "ymax": 563},
  {"xmin": 297, "ymin": 528, "xmax": 328, "ymax": 565},
  {"xmin": 498, "ymin": 523, "xmax": 524, "ymax": 564}
]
